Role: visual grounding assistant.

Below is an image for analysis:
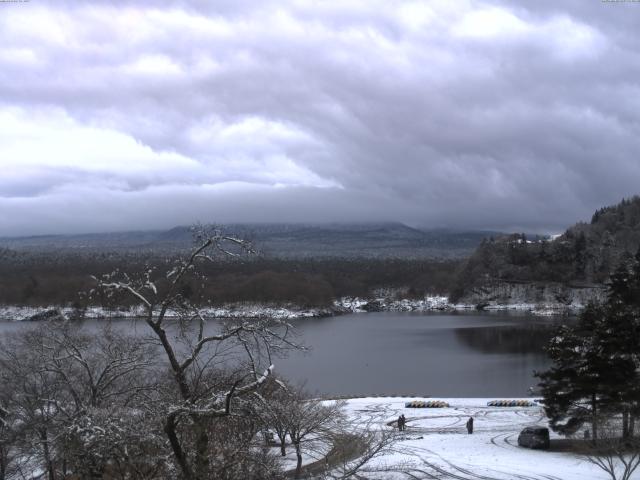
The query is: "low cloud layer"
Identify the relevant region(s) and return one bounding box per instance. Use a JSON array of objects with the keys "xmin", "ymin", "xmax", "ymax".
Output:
[{"xmin": 1, "ymin": 1, "xmax": 639, "ymax": 235}]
